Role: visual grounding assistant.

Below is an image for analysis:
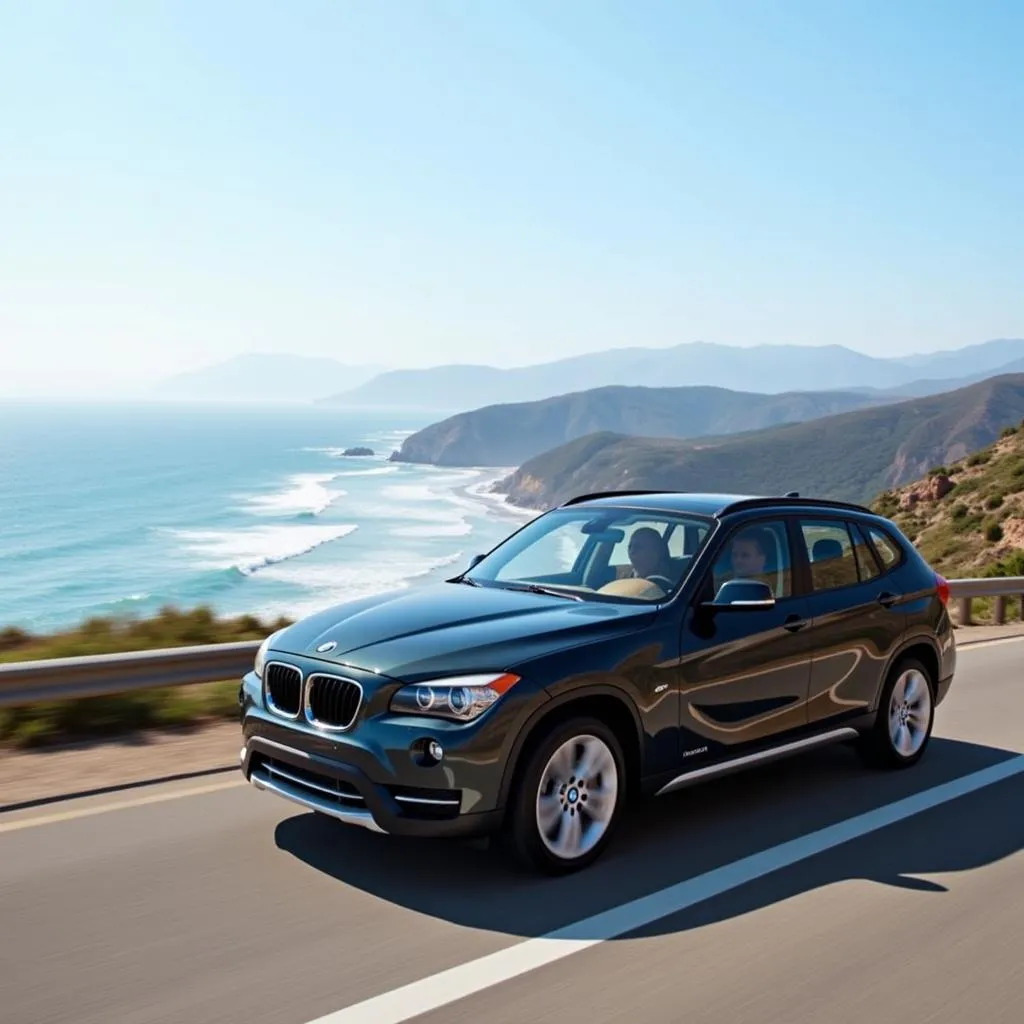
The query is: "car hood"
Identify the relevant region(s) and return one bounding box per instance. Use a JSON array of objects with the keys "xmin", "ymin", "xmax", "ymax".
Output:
[{"xmin": 272, "ymin": 581, "xmax": 658, "ymax": 681}]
